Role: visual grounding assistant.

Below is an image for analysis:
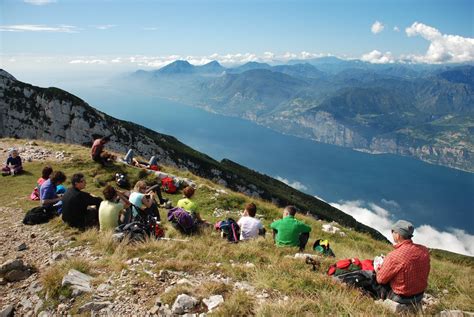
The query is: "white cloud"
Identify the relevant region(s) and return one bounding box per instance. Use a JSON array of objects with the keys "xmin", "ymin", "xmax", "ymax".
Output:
[
  {"xmin": 94, "ymin": 25, "xmax": 116, "ymax": 30},
  {"xmin": 0, "ymin": 24, "xmax": 78, "ymax": 33},
  {"xmin": 393, "ymin": 26, "xmax": 400, "ymax": 32},
  {"xmin": 371, "ymin": 21, "xmax": 385, "ymax": 34},
  {"xmin": 361, "ymin": 50, "xmax": 394, "ymax": 64},
  {"xmin": 24, "ymin": 0, "xmax": 56, "ymax": 5},
  {"xmin": 69, "ymin": 59, "xmax": 108, "ymax": 65},
  {"xmin": 276, "ymin": 176, "xmax": 308, "ymax": 191},
  {"xmin": 54, "ymin": 51, "xmax": 337, "ymax": 69},
  {"xmin": 263, "ymin": 51, "xmax": 275, "ymax": 60},
  {"xmin": 143, "ymin": 27, "xmax": 158, "ymax": 31},
  {"xmin": 331, "ymin": 200, "xmax": 474, "ymax": 256},
  {"xmin": 404, "ymin": 22, "xmax": 474, "ymax": 63}
]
